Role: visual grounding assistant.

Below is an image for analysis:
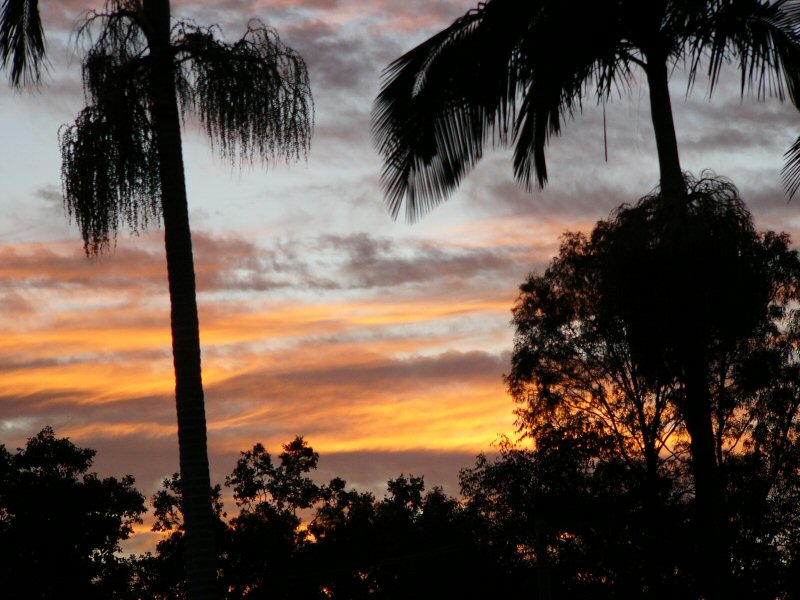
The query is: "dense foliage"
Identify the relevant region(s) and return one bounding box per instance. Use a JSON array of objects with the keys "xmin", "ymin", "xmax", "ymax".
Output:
[{"xmin": 0, "ymin": 427, "xmax": 145, "ymax": 599}]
